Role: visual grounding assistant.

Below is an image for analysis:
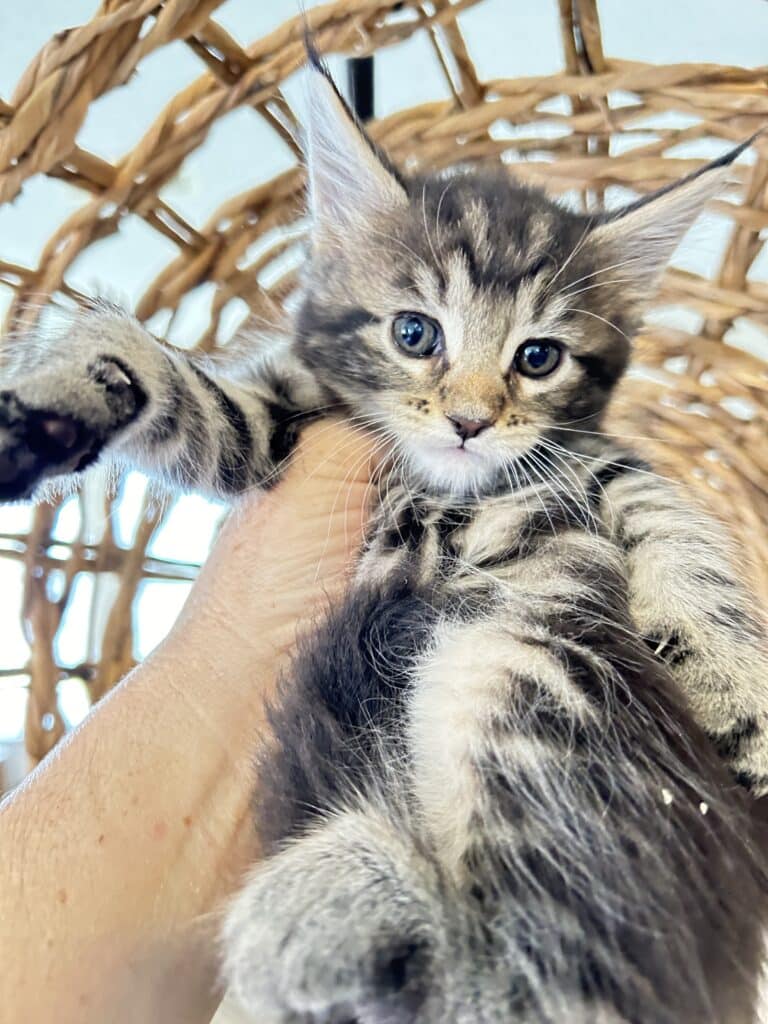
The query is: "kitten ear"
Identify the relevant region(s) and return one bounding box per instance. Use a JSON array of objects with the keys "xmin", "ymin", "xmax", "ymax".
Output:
[
  {"xmin": 588, "ymin": 136, "xmax": 755, "ymax": 293},
  {"xmin": 303, "ymin": 46, "xmax": 408, "ymax": 243}
]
